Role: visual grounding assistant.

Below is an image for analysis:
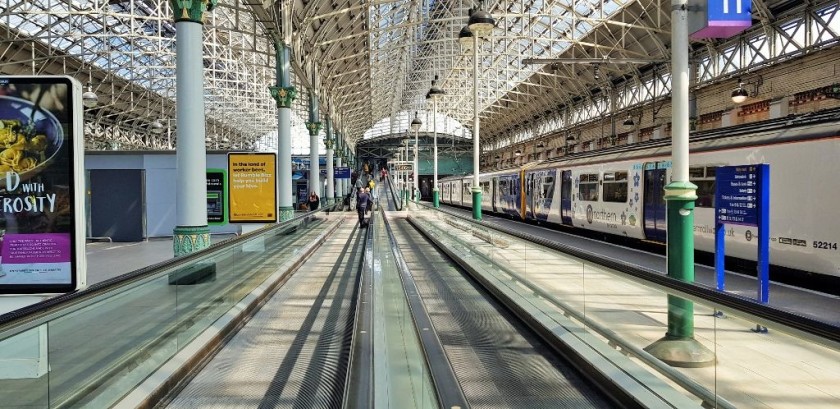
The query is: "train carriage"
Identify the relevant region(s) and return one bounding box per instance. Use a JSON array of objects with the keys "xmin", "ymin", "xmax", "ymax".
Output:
[{"xmin": 464, "ymin": 113, "xmax": 840, "ymax": 278}]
